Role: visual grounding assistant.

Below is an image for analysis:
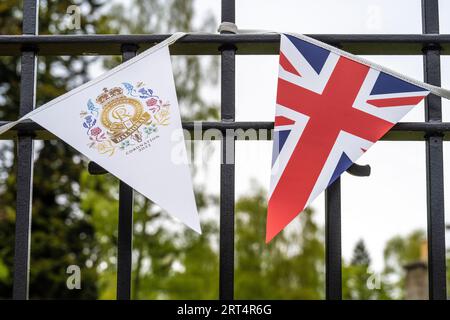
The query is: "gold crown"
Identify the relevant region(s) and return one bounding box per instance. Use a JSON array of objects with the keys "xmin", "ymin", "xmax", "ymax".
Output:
[{"xmin": 96, "ymin": 87, "xmax": 124, "ymax": 105}]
